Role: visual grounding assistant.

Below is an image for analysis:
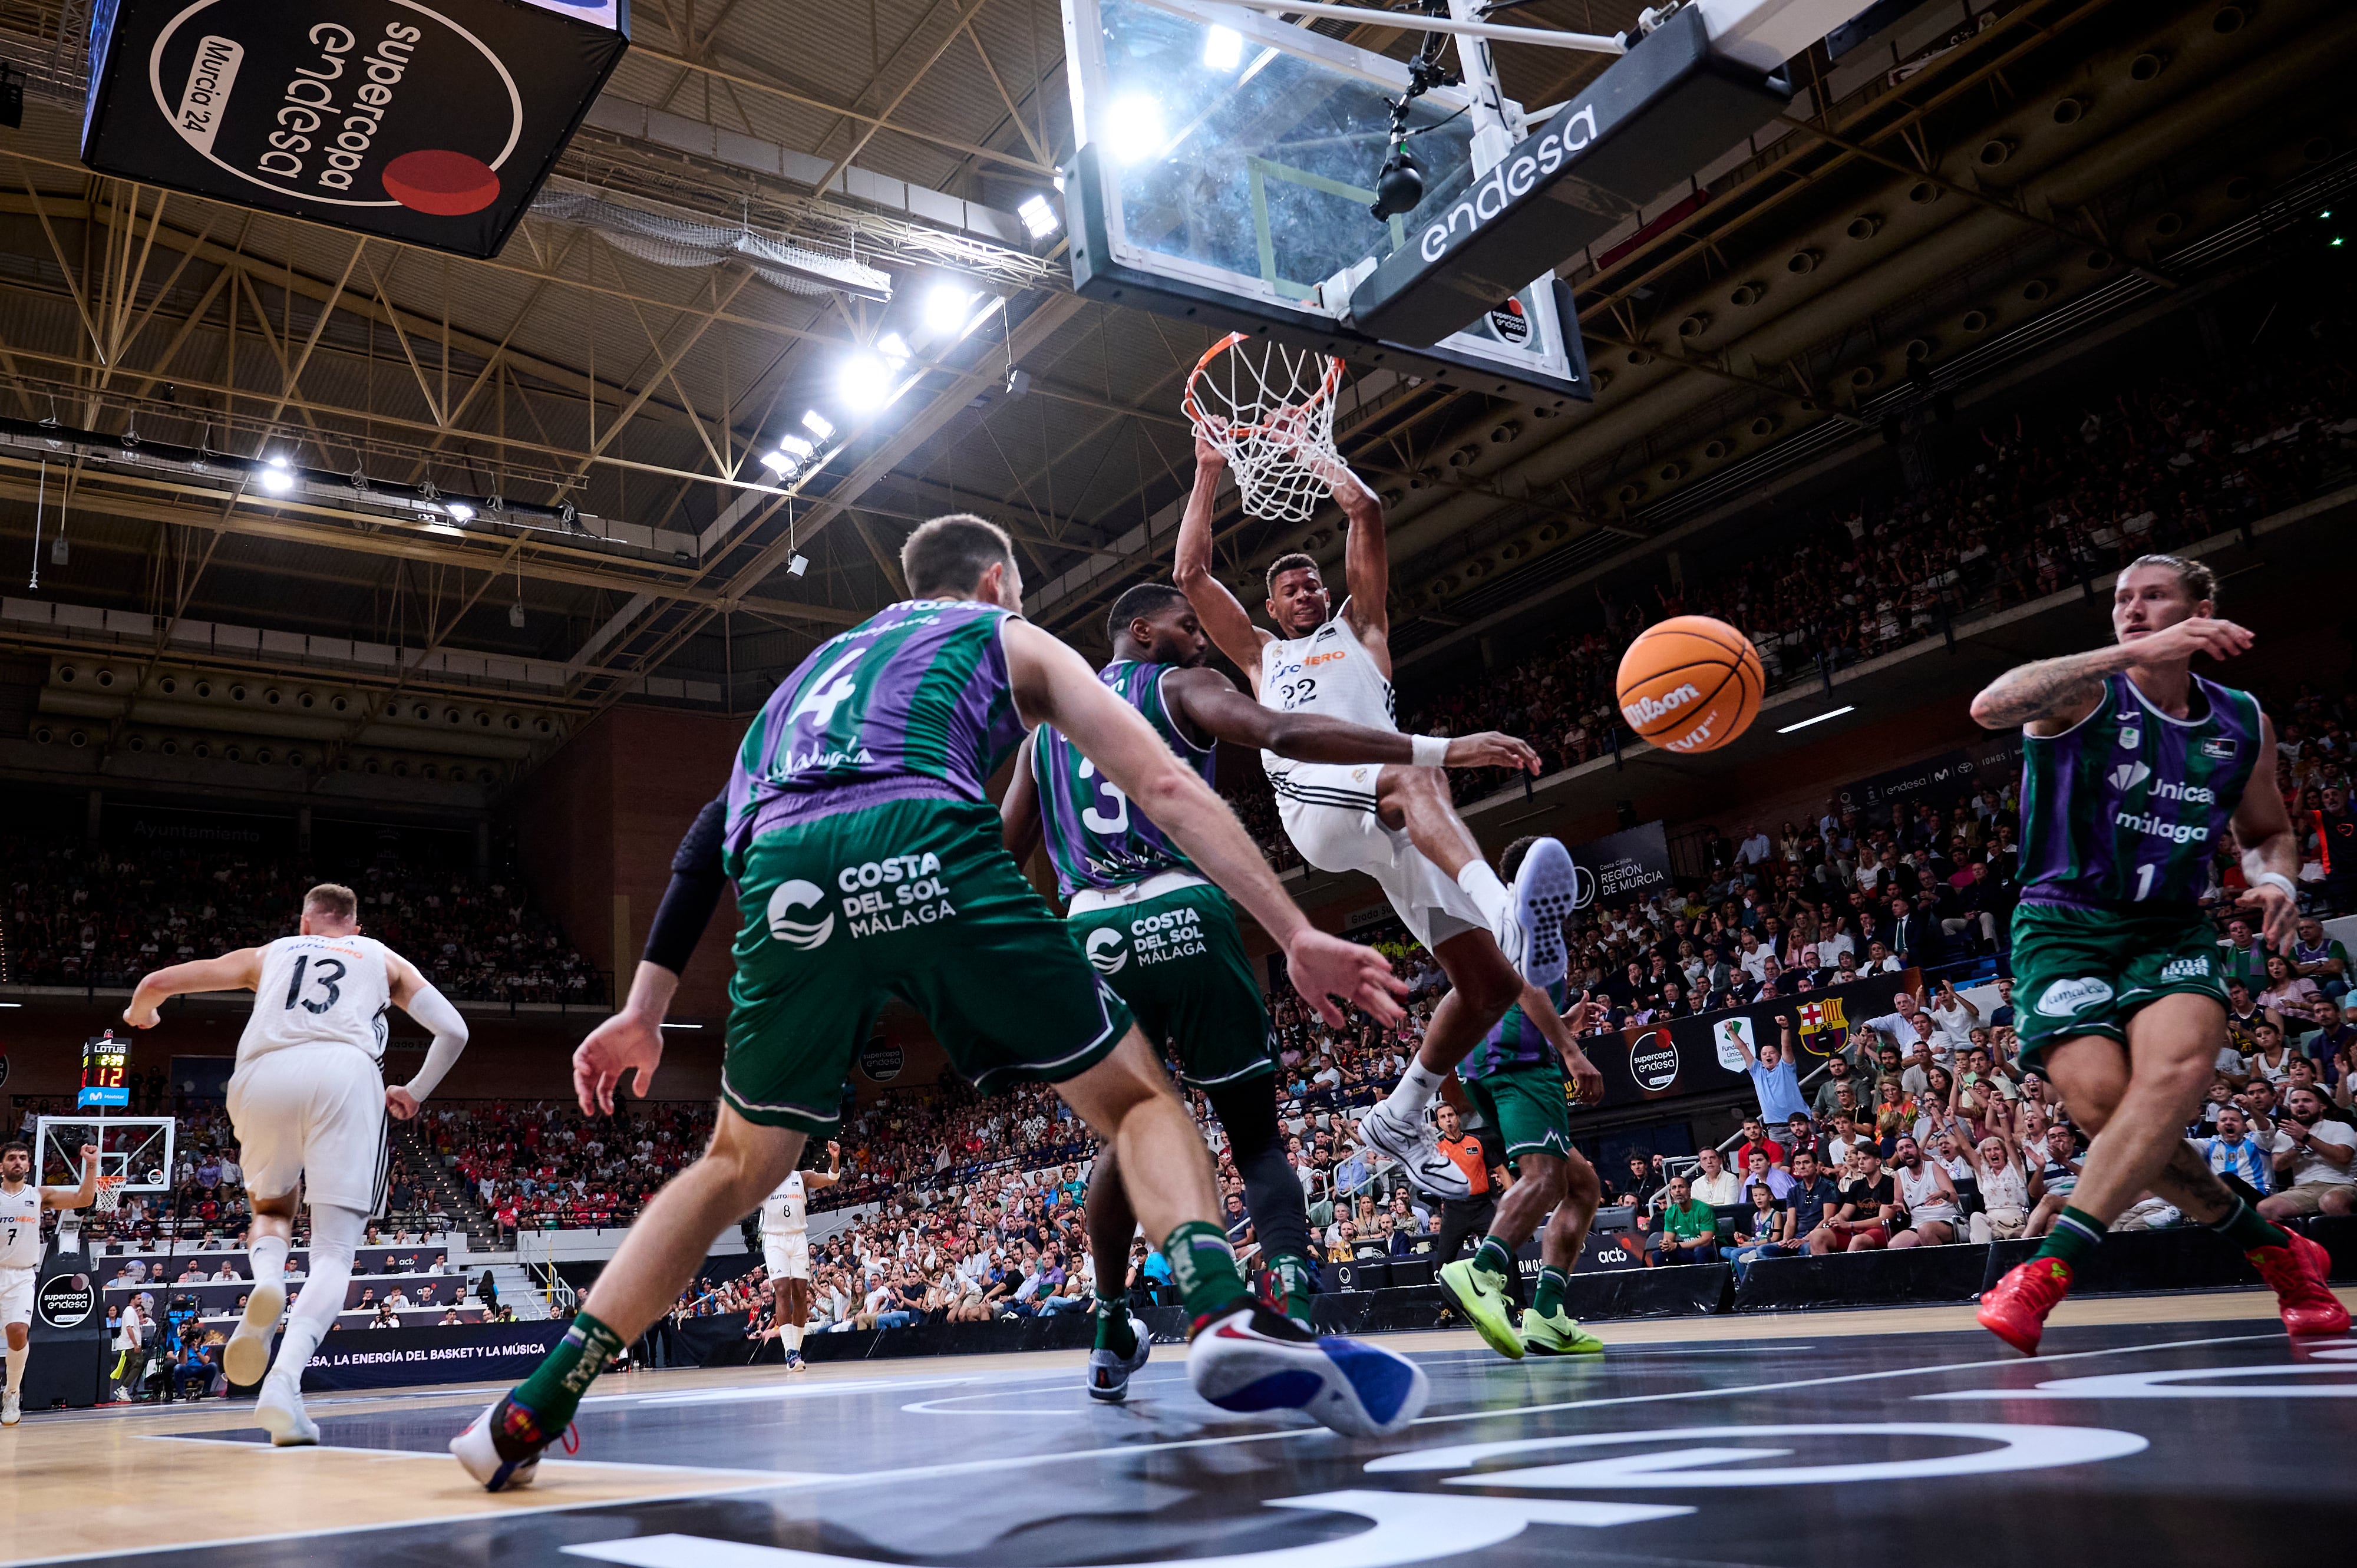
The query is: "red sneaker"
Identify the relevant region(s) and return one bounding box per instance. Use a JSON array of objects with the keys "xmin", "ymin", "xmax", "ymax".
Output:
[
  {"xmin": 2246, "ymin": 1230, "xmax": 2351, "ymax": 1338},
  {"xmin": 1978, "ymin": 1256, "xmax": 2075, "ymax": 1355}
]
